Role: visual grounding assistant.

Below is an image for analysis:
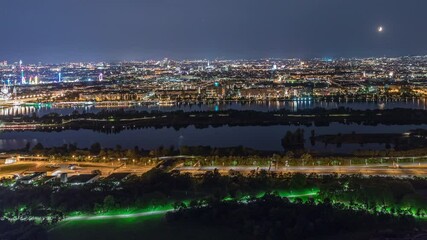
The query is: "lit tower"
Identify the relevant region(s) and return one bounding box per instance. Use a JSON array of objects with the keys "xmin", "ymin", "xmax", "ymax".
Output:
[
  {"xmin": 21, "ymin": 69, "xmax": 26, "ymax": 84},
  {"xmin": 98, "ymin": 73, "xmax": 103, "ymax": 81},
  {"xmin": 58, "ymin": 72, "xmax": 62, "ymax": 82},
  {"xmin": 270, "ymin": 64, "xmax": 277, "ymax": 81}
]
